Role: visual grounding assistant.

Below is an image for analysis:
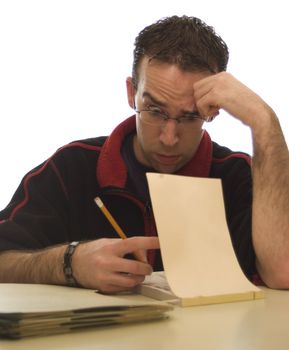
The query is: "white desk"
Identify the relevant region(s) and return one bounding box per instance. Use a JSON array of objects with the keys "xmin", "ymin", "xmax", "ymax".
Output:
[{"xmin": 0, "ymin": 287, "xmax": 288, "ymax": 350}]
